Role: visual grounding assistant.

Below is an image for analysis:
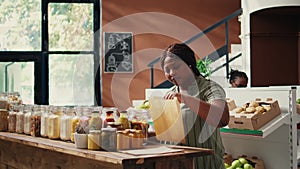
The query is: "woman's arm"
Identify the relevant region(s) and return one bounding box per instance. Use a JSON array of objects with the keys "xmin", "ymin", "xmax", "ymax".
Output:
[{"xmin": 164, "ymin": 92, "xmax": 229, "ymax": 128}]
